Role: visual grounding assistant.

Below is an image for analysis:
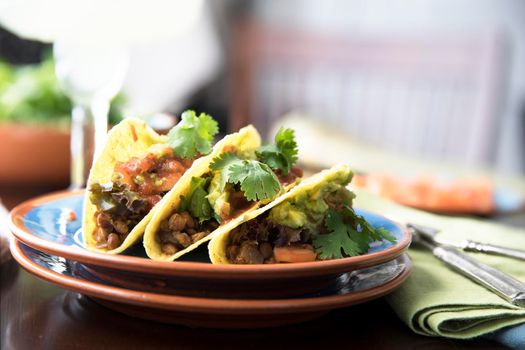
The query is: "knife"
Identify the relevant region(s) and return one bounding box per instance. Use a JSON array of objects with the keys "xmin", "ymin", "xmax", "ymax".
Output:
[
  {"xmin": 409, "ymin": 223, "xmax": 525, "ymax": 261},
  {"xmin": 409, "ymin": 224, "xmax": 525, "ymax": 307}
]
